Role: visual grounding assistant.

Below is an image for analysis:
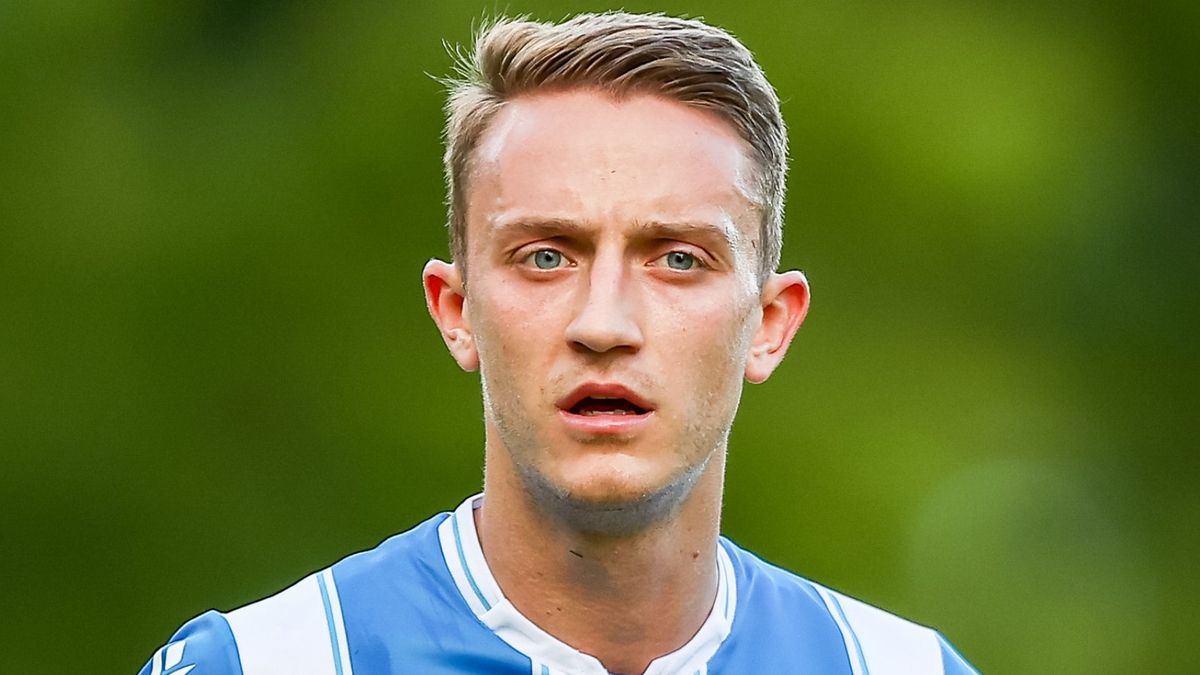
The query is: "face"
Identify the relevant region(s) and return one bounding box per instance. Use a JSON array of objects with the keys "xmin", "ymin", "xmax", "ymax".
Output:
[{"xmin": 425, "ymin": 89, "xmax": 808, "ymax": 534}]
